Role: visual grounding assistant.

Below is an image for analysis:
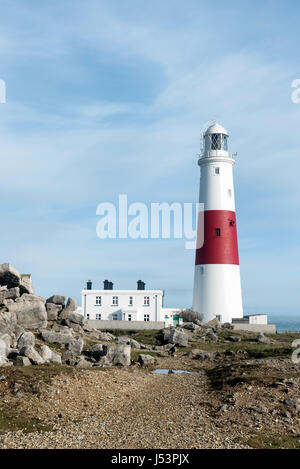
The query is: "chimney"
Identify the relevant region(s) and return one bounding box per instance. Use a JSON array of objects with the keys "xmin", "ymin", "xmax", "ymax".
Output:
[
  {"xmin": 86, "ymin": 280, "xmax": 92, "ymax": 290},
  {"xmin": 109, "ymin": 281, "xmax": 114, "ymax": 290},
  {"xmin": 137, "ymin": 280, "xmax": 145, "ymax": 290},
  {"xmin": 103, "ymin": 280, "xmax": 110, "ymax": 290}
]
